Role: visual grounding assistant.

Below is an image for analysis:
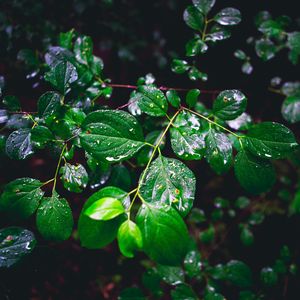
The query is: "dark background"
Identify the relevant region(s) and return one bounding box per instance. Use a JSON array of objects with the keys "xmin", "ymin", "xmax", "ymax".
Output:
[{"xmin": 0, "ymin": 0, "xmax": 299, "ymax": 299}]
